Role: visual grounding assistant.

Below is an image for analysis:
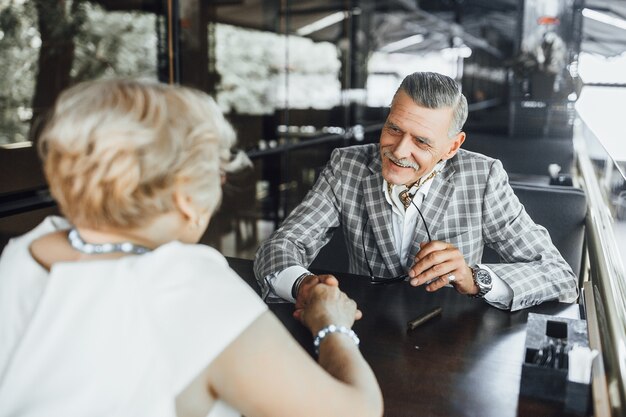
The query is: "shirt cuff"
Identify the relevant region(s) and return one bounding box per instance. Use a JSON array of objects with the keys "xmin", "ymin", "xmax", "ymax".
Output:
[
  {"xmin": 272, "ymin": 265, "xmax": 312, "ymax": 303},
  {"xmin": 481, "ymin": 264, "xmax": 513, "ymax": 310}
]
